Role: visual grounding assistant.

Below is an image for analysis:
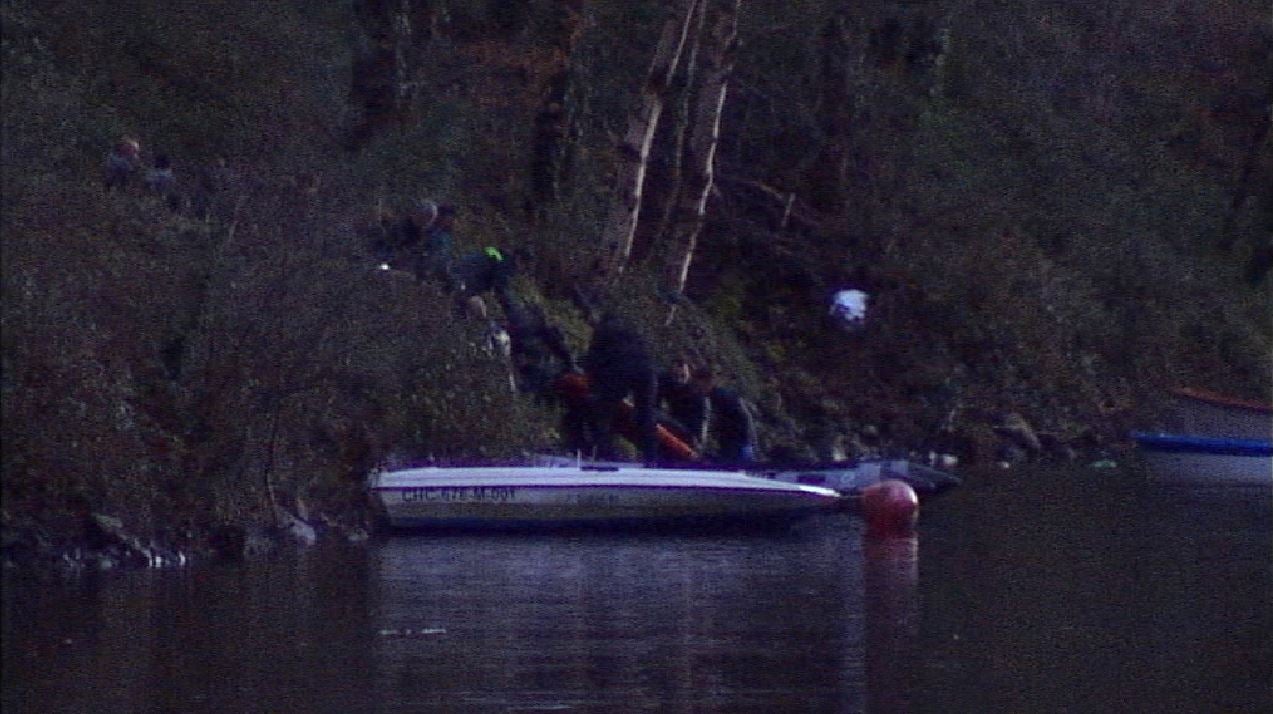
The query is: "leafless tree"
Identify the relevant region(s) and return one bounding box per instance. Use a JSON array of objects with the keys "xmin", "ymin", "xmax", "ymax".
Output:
[
  {"xmin": 592, "ymin": 0, "xmax": 700, "ymax": 293},
  {"xmin": 663, "ymin": 0, "xmax": 741, "ymax": 323}
]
